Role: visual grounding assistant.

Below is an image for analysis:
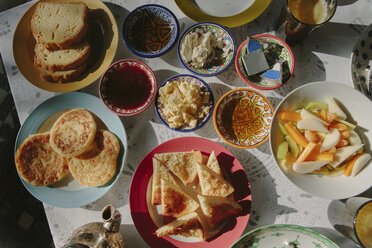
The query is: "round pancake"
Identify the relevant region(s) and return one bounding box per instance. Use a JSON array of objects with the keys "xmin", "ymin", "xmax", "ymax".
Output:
[
  {"xmin": 50, "ymin": 108, "xmax": 97, "ymax": 157},
  {"xmin": 15, "ymin": 132, "xmax": 69, "ymax": 186},
  {"xmin": 67, "ymin": 130, "xmax": 120, "ymax": 187}
]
